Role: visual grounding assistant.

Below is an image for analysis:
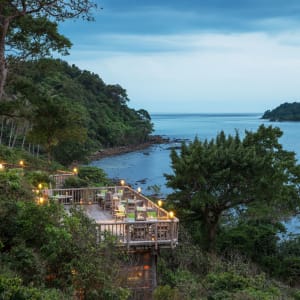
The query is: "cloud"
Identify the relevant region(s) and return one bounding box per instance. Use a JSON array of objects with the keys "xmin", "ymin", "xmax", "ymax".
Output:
[
  {"xmin": 95, "ymin": 0, "xmax": 300, "ymax": 35},
  {"xmin": 57, "ymin": 1, "xmax": 300, "ymax": 113},
  {"xmin": 61, "ymin": 0, "xmax": 300, "ymax": 40},
  {"xmin": 65, "ymin": 31, "xmax": 300, "ymax": 113}
]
